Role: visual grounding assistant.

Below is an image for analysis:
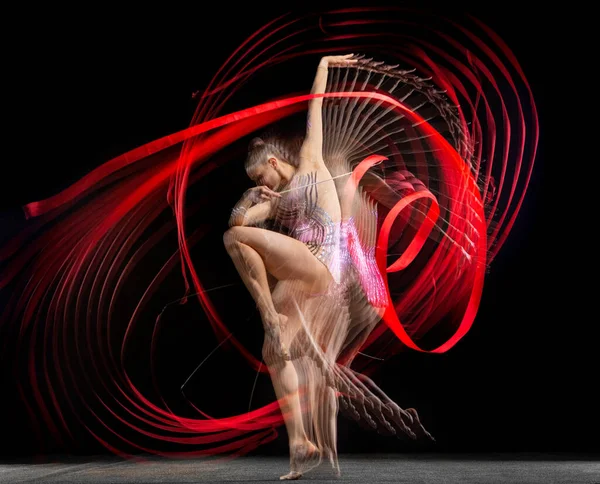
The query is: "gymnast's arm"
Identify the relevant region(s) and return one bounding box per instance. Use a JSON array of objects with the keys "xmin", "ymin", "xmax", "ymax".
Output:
[
  {"xmin": 299, "ymin": 54, "xmax": 357, "ymax": 168},
  {"xmin": 228, "ymin": 201, "xmax": 275, "ymax": 227},
  {"xmin": 228, "ymin": 186, "xmax": 279, "ymax": 227}
]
